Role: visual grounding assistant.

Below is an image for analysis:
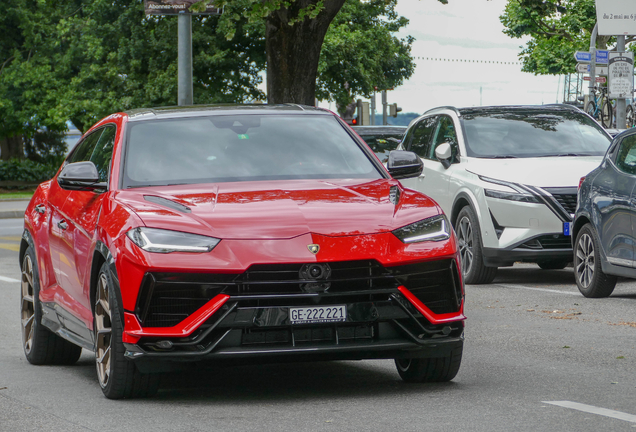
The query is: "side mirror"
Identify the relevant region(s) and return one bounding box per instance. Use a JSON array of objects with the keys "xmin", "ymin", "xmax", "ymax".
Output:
[
  {"xmin": 435, "ymin": 142, "xmax": 453, "ymax": 169},
  {"xmin": 58, "ymin": 161, "xmax": 107, "ymax": 192},
  {"xmin": 387, "ymin": 150, "xmax": 423, "ymax": 179}
]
